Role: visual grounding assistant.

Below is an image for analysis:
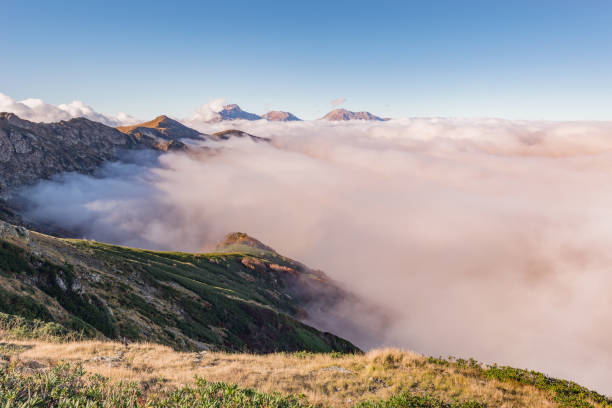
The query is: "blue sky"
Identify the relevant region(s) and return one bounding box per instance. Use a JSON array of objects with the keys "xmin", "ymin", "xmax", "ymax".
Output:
[{"xmin": 1, "ymin": 0, "xmax": 611, "ymax": 120}]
